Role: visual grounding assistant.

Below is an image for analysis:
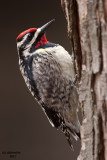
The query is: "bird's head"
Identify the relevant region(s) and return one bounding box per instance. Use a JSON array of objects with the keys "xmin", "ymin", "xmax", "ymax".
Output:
[{"xmin": 16, "ymin": 19, "xmax": 55, "ymax": 52}]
